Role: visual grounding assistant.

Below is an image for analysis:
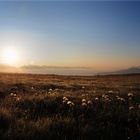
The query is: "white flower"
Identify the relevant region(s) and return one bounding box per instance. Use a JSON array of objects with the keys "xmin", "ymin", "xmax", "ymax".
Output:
[
  {"xmin": 120, "ymin": 98, "xmax": 125, "ymax": 102},
  {"xmin": 104, "ymin": 97, "xmax": 111, "ymax": 102},
  {"xmin": 81, "ymin": 102, "xmax": 87, "ymax": 107},
  {"xmin": 82, "ymin": 99, "xmax": 86, "ymax": 103},
  {"xmin": 62, "ymin": 97, "xmax": 69, "ymax": 104},
  {"xmin": 10, "ymin": 93, "xmax": 14, "ymax": 96},
  {"xmin": 63, "ymin": 96, "xmax": 67, "ymax": 100},
  {"xmin": 102, "ymin": 94, "xmax": 106, "ymax": 98},
  {"xmin": 128, "ymin": 93, "xmax": 134, "ymax": 97},
  {"xmin": 129, "ymin": 106, "xmax": 134, "ymax": 110},
  {"xmin": 16, "ymin": 97, "xmax": 20, "ymax": 101},
  {"xmin": 49, "ymin": 88, "xmax": 53, "ymax": 92},
  {"xmin": 82, "ymin": 86, "xmax": 85, "ymax": 89},
  {"xmin": 63, "ymin": 100, "xmax": 67, "ymax": 103},
  {"xmin": 108, "ymin": 90, "xmax": 113, "ymax": 93},
  {"xmin": 67, "ymin": 101, "xmax": 74, "ymax": 107},
  {"xmin": 95, "ymin": 97, "xmax": 99, "ymax": 101},
  {"xmin": 63, "ymin": 97, "xmax": 68, "ymax": 101},
  {"xmin": 116, "ymin": 95, "xmax": 119, "ymax": 98},
  {"xmin": 13, "ymin": 94, "xmax": 17, "ymax": 97},
  {"xmin": 67, "ymin": 101, "xmax": 72, "ymax": 105},
  {"xmin": 117, "ymin": 96, "xmax": 125, "ymax": 102},
  {"xmin": 102, "ymin": 94, "xmax": 109, "ymax": 99},
  {"xmin": 87, "ymin": 100, "xmax": 93, "ymax": 105},
  {"xmin": 102, "ymin": 94, "xmax": 105, "ymax": 98}
]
